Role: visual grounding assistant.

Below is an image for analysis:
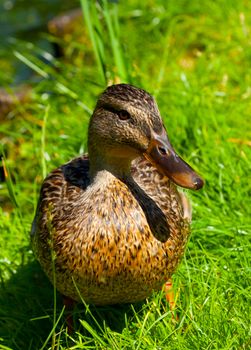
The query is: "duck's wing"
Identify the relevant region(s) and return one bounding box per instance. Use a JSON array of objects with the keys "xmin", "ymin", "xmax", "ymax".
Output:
[{"xmin": 31, "ymin": 155, "xmax": 90, "ymax": 239}]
